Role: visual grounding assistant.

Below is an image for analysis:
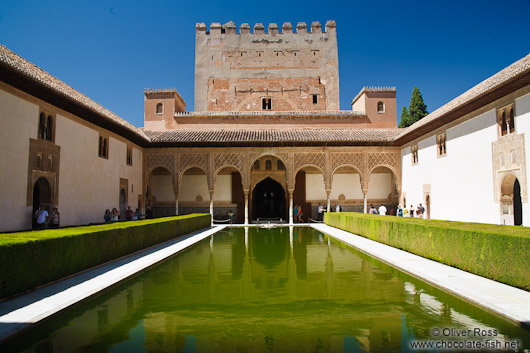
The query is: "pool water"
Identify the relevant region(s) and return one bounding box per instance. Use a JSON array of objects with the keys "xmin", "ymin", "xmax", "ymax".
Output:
[{"xmin": 2, "ymin": 227, "xmax": 529, "ymax": 352}]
